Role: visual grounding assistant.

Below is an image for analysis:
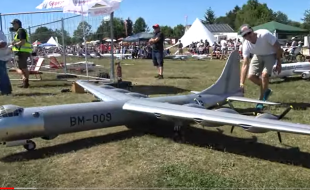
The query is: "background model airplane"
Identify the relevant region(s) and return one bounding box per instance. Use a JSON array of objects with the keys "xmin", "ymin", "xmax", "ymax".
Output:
[
  {"xmin": 270, "ymin": 61, "xmax": 310, "ymax": 79},
  {"xmin": 1, "ymin": 50, "xmax": 310, "ymax": 152}
]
